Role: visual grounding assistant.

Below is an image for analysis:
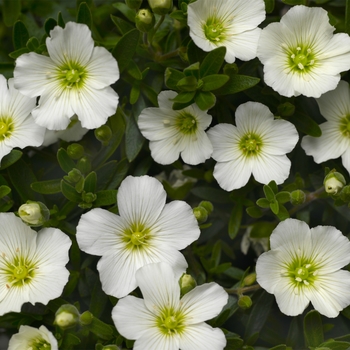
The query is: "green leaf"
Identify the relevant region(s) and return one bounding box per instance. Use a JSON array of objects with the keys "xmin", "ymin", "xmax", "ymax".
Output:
[
  {"xmin": 263, "ymin": 184, "xmax": 275, "ymax": 201},
  {"xmin": 124, "ymin": 112, "xmax": 144, "ymax": 162},
  {"xmin": 276, "ymin": 204, "xmax": 290, "ymax": 220},
  {"xmin": 110, "ymin": 14, "xmax": 134, "ymax": 35},
  {"xmin": 165, "ymin": 67, "xmax": 185, "ymax": 90},
  {"xmin": 0, "ymin": 186, "xmax": 11, "ymax": 199},
  {"xmin": 187, "ymin": 40, "xmax": 207, "ymax": 65},
  {"xmin": 57, "ymin": 148, "xmax": 76, "ymax": 173},
  {"xmin": 76, "ymin": 2, "xmax": 92, "ymax": 29},
  {"xmin": 291, "ymin": 111, "xmax": 322, "ymax": 137},
  {"xmin": 276, "ymin": 191, "xmax": 291, "ymax": 204},
  {"xmin": 57, "ymin": 12, "xmax": 65, "ymax": 27},
  {"xmin": 215, "ymin": 75, "xmax": 260, "ymax": 96},
  {"xmin": 44, "ymin": 18, "xmax": 57, "ymax": 36},
  {"xmin": 282, "ymin": 0, "xmax": 306, "ymax": 4},
  {"xmin": 176, "ymin": 76, "xmax": 198, "ymax": 91},
  {"xmin": 113, "ymin": 2, "xmax": 136, "ymax": 23},
  {"xmin": 169, "ymin": 10, "xmax": 187, "ymax": 21},
  {"xmin": 264, "ymin": 0, "xmax": 275, "ymax": 13},
  {"xmin": 130, "ymin": 83, "xmax": 140, "ymax": 104},
  {"xmin": 195, "ymin": 91, "xmax": 216, "ymax": 110},
  {"xmin": 270, "ymin": 199, "xmax": 279, "ymax": 214},
  {"xmin": 250, "ymin": 221, "xmax": 276, "ymax": 238},
  {"xmin": 112, "ymin": 29, "xmax": 140, "ymax": 73},
  {"xmin": 3, "ymin": 0, "xmax": 21, "ymax": 27},
  {"xmin": 228, "ymin": 202, "xmax": 243, "ymax": 240},
  {"xmin": 246, "ymin": 206, "xmax": 263, "ymax": 218},
  {"xmin": 26, "ymin": 37, "xmax": 39, "ymax": 51},
  {"xmin": 304, "ymin": 310, "xmax": 324, "ymax": 347},
  {"xmin": 191, "ymin": 187, "xmax": 230, "ymax": 203},
  {"xmin": 61, "ymin": 180, "xmax": 81, "ymax": 202},
  {"xmin": 256, "ymin": 198, "xmax": 270, "ymax": 208},
  {"xmin": 171, "ymin": 91, "xmax": 196, "ymax": 104},
  {"xmin": 201, "ymin": 74, "xmax": 229, "ymax": 91},
  {"xmin": 13, "ymin": 20, "xmax": 29, "ymax": 50},
  {"xmin": 94, "ymin": 190, "xmax": 118, "ymax": 207},
  {"xmin": 199, "ymin": 46, "xmax": 226, "ymax": 77},
  {"xmin": 127, "ymin": 60, "xmax": 142, "ymax": 80},
  {"xmin": 0, "ymin": 149, "xmax": 22, "ymax": 170},
  {"xmin": 84, "ymin": 172, "xmax": 97, "ymax": 193},
  {"xmin": 318, "ymin": 340, "xmax": 350, "ymax": 350},
  {"xmin": 8, "ymin": 47, "xmax": 29, "ymax": 59},
  {"xmin": 31, "ymin": 179, "xmax": 61, "ymax": 194}
]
